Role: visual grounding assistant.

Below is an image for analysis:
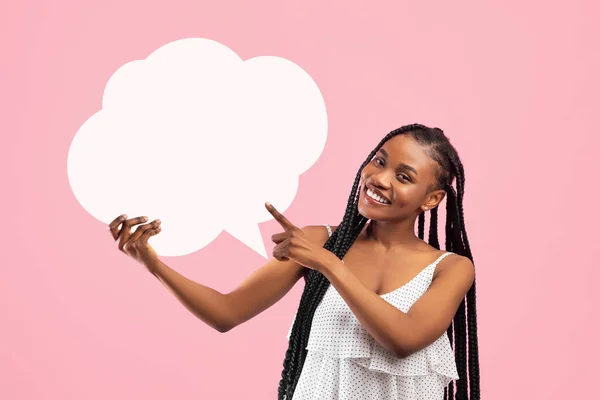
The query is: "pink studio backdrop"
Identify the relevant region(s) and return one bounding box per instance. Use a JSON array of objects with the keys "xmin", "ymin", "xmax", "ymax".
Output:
[{"xmin": 2, "ymin": 1, "xmax": 599, "ymax": 399}]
